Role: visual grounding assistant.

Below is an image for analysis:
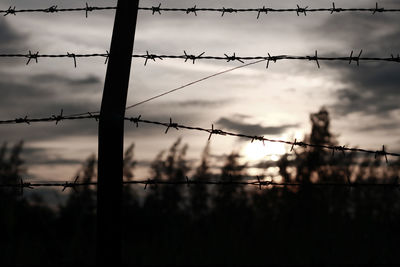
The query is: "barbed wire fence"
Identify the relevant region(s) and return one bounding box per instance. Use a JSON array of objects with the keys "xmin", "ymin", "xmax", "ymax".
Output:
[
  {"xmin": 1, "ymin": 1, "xmax": 400, "ymax": 264},
  {"xmin": 0, "ymin": 51, "xmax": 399, "ymax": 68},
  {"xmin": 2, "ymin": 176, "xmax": 400, "ymax": 195},
  {"xmin": 0, "ymin": 113, "xmax": 399, "ymax": 160},
  {"xmin": 1, "ymin": 3, "xmax": 400, "ymax": 17},
  {"xmin": 0, "ymin": 3, "xmax": 398, "ymax": 187}
]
